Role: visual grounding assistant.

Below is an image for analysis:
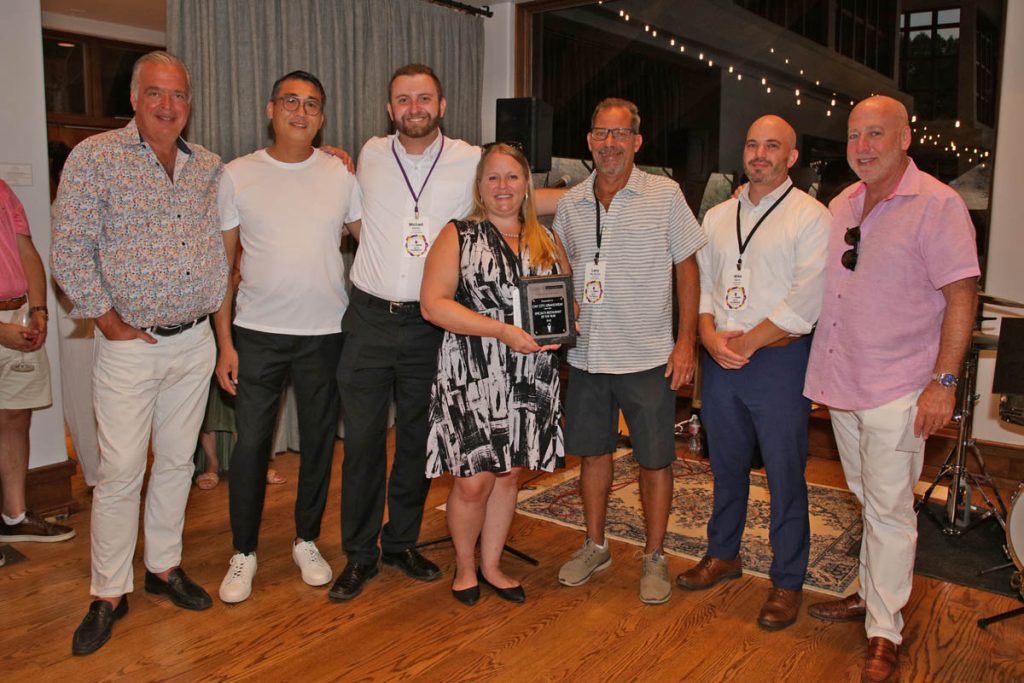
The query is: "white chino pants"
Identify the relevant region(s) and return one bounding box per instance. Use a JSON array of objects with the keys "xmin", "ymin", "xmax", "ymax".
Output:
[
  {"xmin": 89, "ymin": 322, "xmax": 214, "ymax": 597},
  {"xmin": 829, "ymin": 389, "xmax": 925, "ymax": 645}
]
